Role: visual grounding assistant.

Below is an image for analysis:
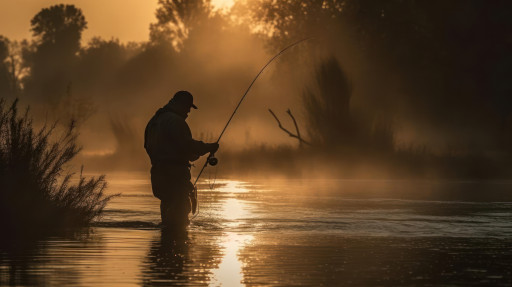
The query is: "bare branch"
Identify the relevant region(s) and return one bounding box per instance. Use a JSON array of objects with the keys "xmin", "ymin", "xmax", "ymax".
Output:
[
  {"xmin": 287, "ymin": 109, "xmax": 303, "ymax": 147},
  {"xmin": 269, "ymin": 109, "xmax": 311, "ymax": 147}
]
